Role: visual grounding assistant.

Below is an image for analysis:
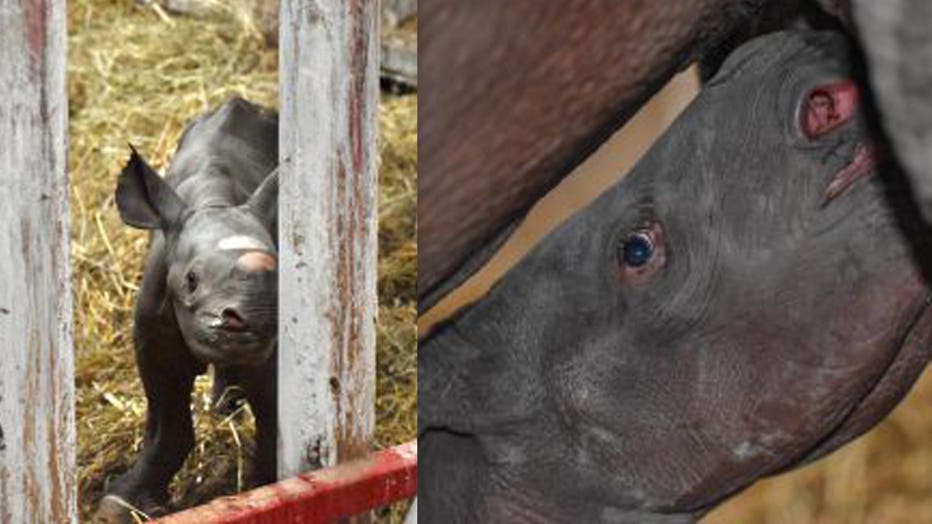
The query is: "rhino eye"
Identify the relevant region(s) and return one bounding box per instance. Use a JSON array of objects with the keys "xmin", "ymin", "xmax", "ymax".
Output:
[
  {"xmin": 185, "ymin": 270, "xmax": 199, "ymax": 293},
  {"xmin": 620, "ymin": 233, "xmax": 653, "ymax": 267},
  {"xmin": 616, "ymin": 222, "xmax": 665, "ymax": 284}
]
